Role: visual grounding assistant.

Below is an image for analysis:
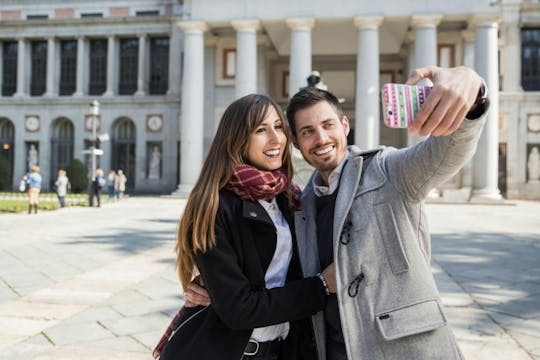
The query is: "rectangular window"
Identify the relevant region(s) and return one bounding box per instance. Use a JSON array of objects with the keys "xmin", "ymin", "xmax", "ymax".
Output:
[
  {"xmin": 89, "ymin": 39, "xmax": 107, "ymax": 95},
  {"xmin": 119, "ymin": 38, "xmax": 139, "ymax": 95},
  {"xmin": 59, "ymin": 40, "xmax": 77, "ymax": 96},
  {"xmin": 136, "ymin": 10, "xmax": 160, "ymax": 16},
  {"xmin": 223, "ymin": 49, "xmax": 236, "ymax": 79},
  {"xmin": 81, "ymin": 13, "xmax": 103, "ymax": 18},
  {"xmin": 26, "ymin": 14, "xmax": 48, "ymax": 20},
  {"xmin": 149, "ymin": 37, "xmax": 169, "ymax": 95},
  {"xmin": 30, "ymin": 41, "xmax": 47, "ymax": 96},
  {"xmin": 522, "ymin": 28, "xmax": 540, "ymax": 91},
  {"xmin": 2, "ymin": 42, "xmax": 17, "ymax": 96}
]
